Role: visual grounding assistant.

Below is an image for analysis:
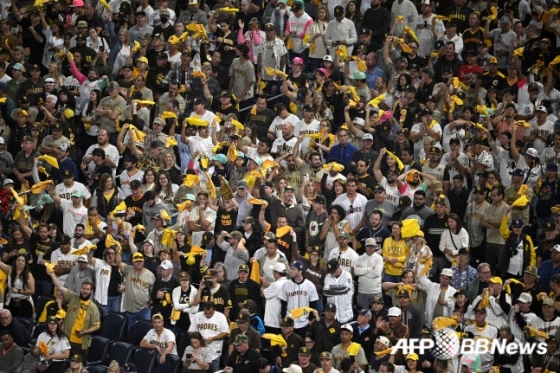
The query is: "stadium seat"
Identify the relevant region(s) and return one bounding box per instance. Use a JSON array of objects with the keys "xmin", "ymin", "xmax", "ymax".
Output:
[
  {"xmin": 87, "ymin": 365, "xmax": 108, "ymax": 373},
  {"xmin": 99, "ymin": 312, "xmax": 128, "ymax": 341},
  {"xmin": 34, "ymin": 296, "xmax": 54, "ymax": 321},
  {"xmin": 176, "ymin": 332, "xmax": 190, "ymax": 359},
  {"xmin": 87, "ymin": 336, "xmax": 110, "ymax": 366},
  {"xmin": 131, "ymin": 347, "xmax": 157, "ymax": 373},
  {"xmin": 126, "ymin": 320, "xmax": 152, "ymax": 347},
  {"xmin": 154, "ymin": 354, "xmax": 182, "ymax": 373},
  {"xmin": 32, "ymin": 323, "xmax": 45, "ymax": 339},
  {"xmin": 103, "ymin": 341, "xmax": 133, "ymax": 366},
  {"xmin": 15, "ymin": 316, "xmax": 35, "ymax": 335}
]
